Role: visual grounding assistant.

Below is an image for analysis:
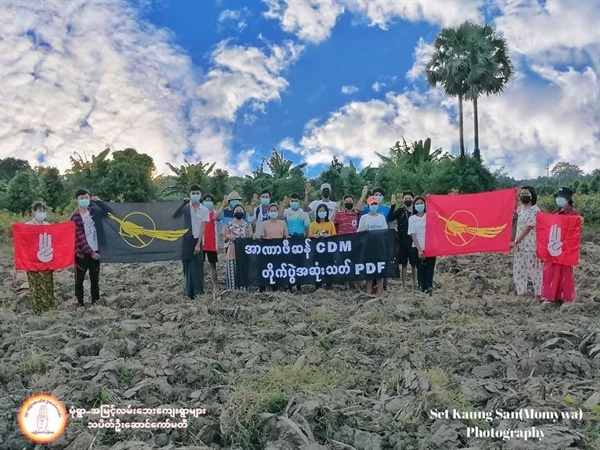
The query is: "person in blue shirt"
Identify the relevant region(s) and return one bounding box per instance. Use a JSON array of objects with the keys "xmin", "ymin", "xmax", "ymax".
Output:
[
  {"xmin": 280, "ymin": 192, "xmax": 310, "ymax": 292},
  {"xmin": 221, "ymin": 191, "xmax": 251, "ymax": 227},
  {"xmin": 362, "ymin": 187, "xmax": 391, "ymax": 219}
]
